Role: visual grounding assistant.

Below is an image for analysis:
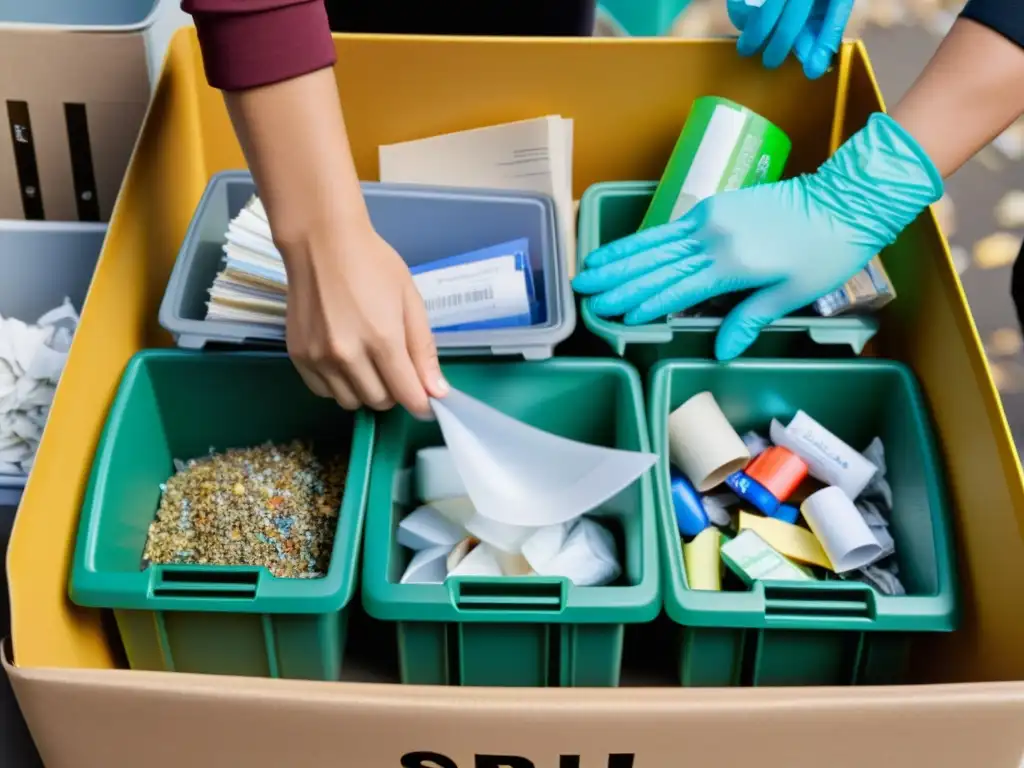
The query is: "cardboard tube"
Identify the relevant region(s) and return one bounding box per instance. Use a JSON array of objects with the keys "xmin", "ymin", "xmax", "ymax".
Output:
[{"xmin": 668, "ymin": 391, "xmax": 750, "ymax": 492}]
